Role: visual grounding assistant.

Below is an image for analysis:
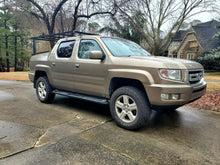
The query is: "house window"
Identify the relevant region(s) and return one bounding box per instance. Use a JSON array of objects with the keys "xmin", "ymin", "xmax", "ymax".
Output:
[
  {"xmin": 180, "ymin": 54, "xmax": 183, "ymax": 59},
  {"xmin": 187, "ymin": 54, "xmax": 194, "ymax": 60},
  {"xmin": 173, "ymin": 42, "xmax": 178, "ymax": 48}
]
